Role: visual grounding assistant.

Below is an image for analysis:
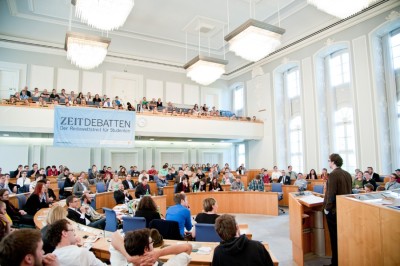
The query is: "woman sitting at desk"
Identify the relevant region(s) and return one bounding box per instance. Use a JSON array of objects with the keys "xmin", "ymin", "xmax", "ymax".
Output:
[
  {"xmin": 209, "ymin": 177, "xmax": 223, "ymax": 192},
  {"xmin": 192, "ymin": 178, "xmax": 207, "ymax": 192},
  {"xmin": 176, "ymin": 176, "xmax": 191, "ymax": 193},
  {"xmin": 0, "ymin": 189, "xmax": 33, "ymax": 226},
  {"xmin": 24, "ymin": 181, "xmax": 50, "ymax": 216},
  {"xmin": 192, "ymin": 197, "xmax": 219, "ymax": 238},
  {"xmin": 62, "ymin": 173, "xmax": 75, "ymax": 198},
  {"xmin": 134, "ymin": 196, "xmax": 161, "ymax": 227},
  {"xmin": 352, "ymin": 171, "xmax": 365, "ymax": 189}
]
